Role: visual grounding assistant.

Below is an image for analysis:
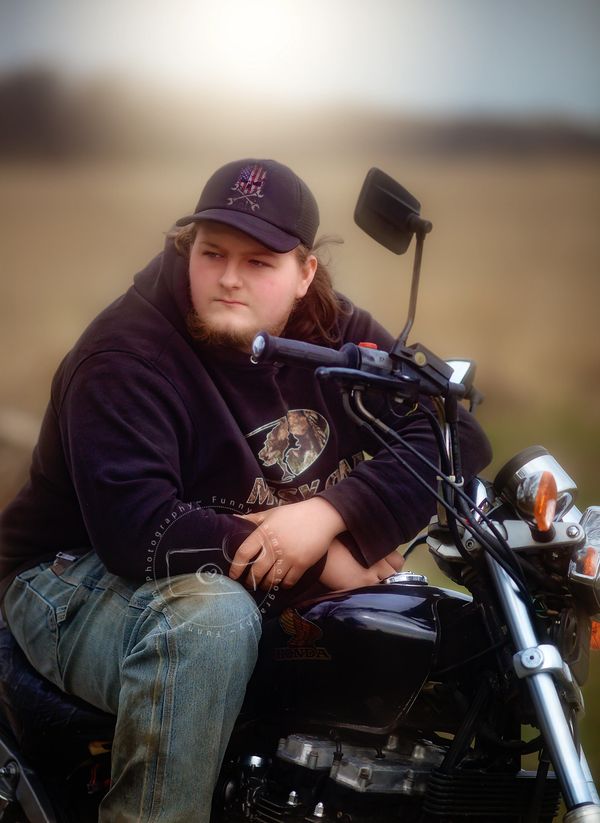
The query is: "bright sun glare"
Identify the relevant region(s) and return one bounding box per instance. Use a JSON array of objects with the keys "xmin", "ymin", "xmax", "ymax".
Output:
[{"xmin": 137, "ymin": 0, "xmax": 348, "ymax": 102}]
